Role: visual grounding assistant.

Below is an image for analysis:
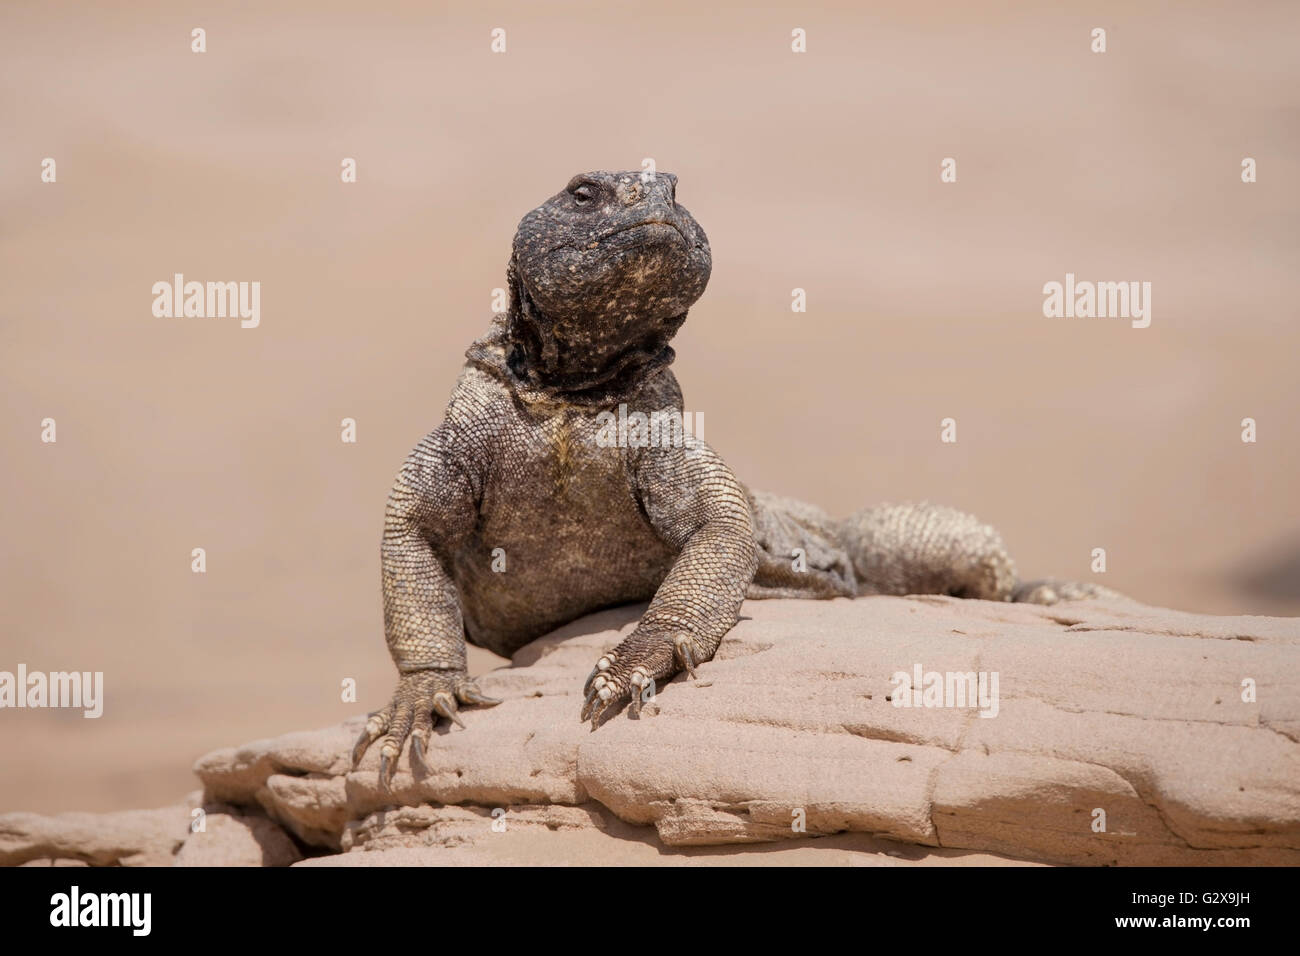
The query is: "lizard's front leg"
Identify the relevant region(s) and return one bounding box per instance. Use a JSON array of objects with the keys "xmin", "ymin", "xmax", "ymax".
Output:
[
  {"xmin": 351, "ymin": 424, "xmax": 500, "ymax": 788},
  {"xmin": 581, "ymin": 436, "xmax": 758, "ymax": 727}
]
